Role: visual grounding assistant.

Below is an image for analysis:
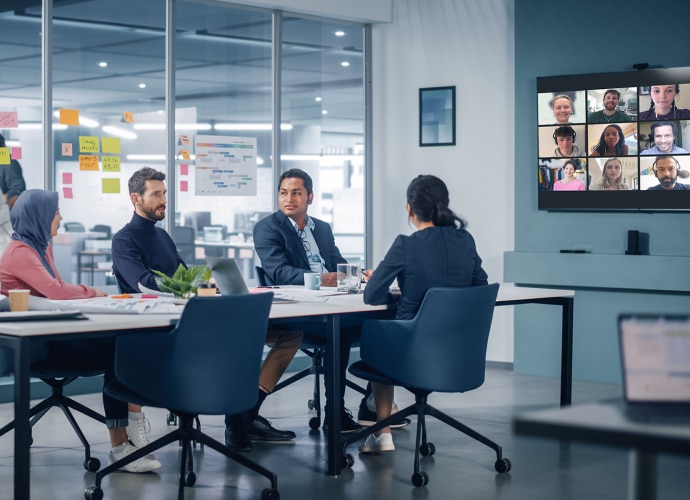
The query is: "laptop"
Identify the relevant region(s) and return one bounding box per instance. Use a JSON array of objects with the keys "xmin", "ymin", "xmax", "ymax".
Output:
[
  {"xmin": 205, "ymin": 257, "xmax": 294, "ymax": 303},
  {"xmin": 618, "ymin": 314, "xmax": 690, "ymax": 423}
]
